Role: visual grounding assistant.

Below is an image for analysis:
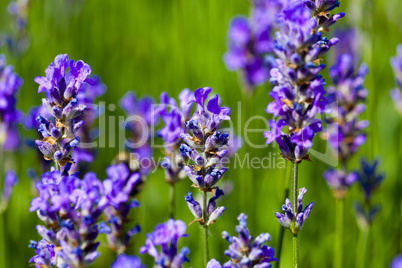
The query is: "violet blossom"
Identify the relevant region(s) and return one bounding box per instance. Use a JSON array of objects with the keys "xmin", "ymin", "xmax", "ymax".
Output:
[{"xmin": 390, "ymin": 44, "xmax": 402, "ymax": 115}]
